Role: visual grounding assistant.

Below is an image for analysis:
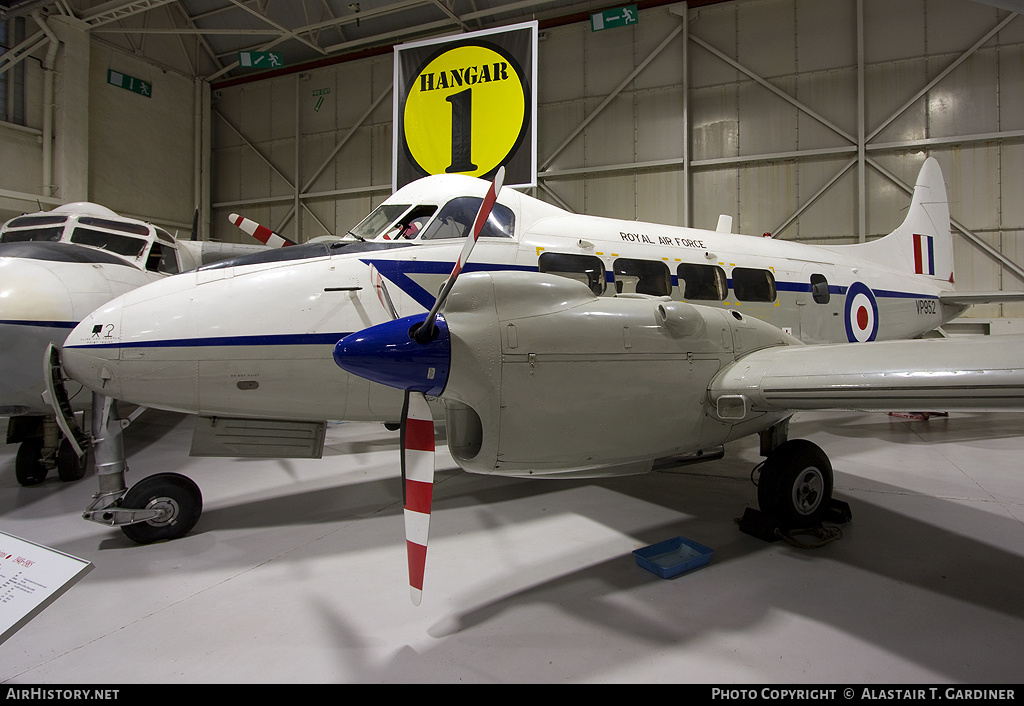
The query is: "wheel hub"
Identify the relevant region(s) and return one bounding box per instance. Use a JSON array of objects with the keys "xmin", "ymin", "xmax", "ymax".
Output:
[
  {"xmin": 792, "ymin": 468, "xmax": 824, "ymax": 516},
  {"xmin": 142, "ymin": 497, "xmax": 178, "ymax": 527}
]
